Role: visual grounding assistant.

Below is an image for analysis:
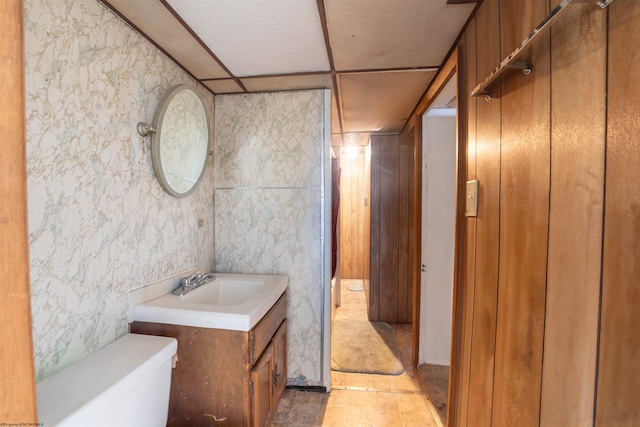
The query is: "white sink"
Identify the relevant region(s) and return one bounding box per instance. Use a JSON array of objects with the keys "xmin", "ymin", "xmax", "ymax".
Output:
[{"xmin": 133, "ymin": 273, "xmax": 288, "ymax": 331}]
